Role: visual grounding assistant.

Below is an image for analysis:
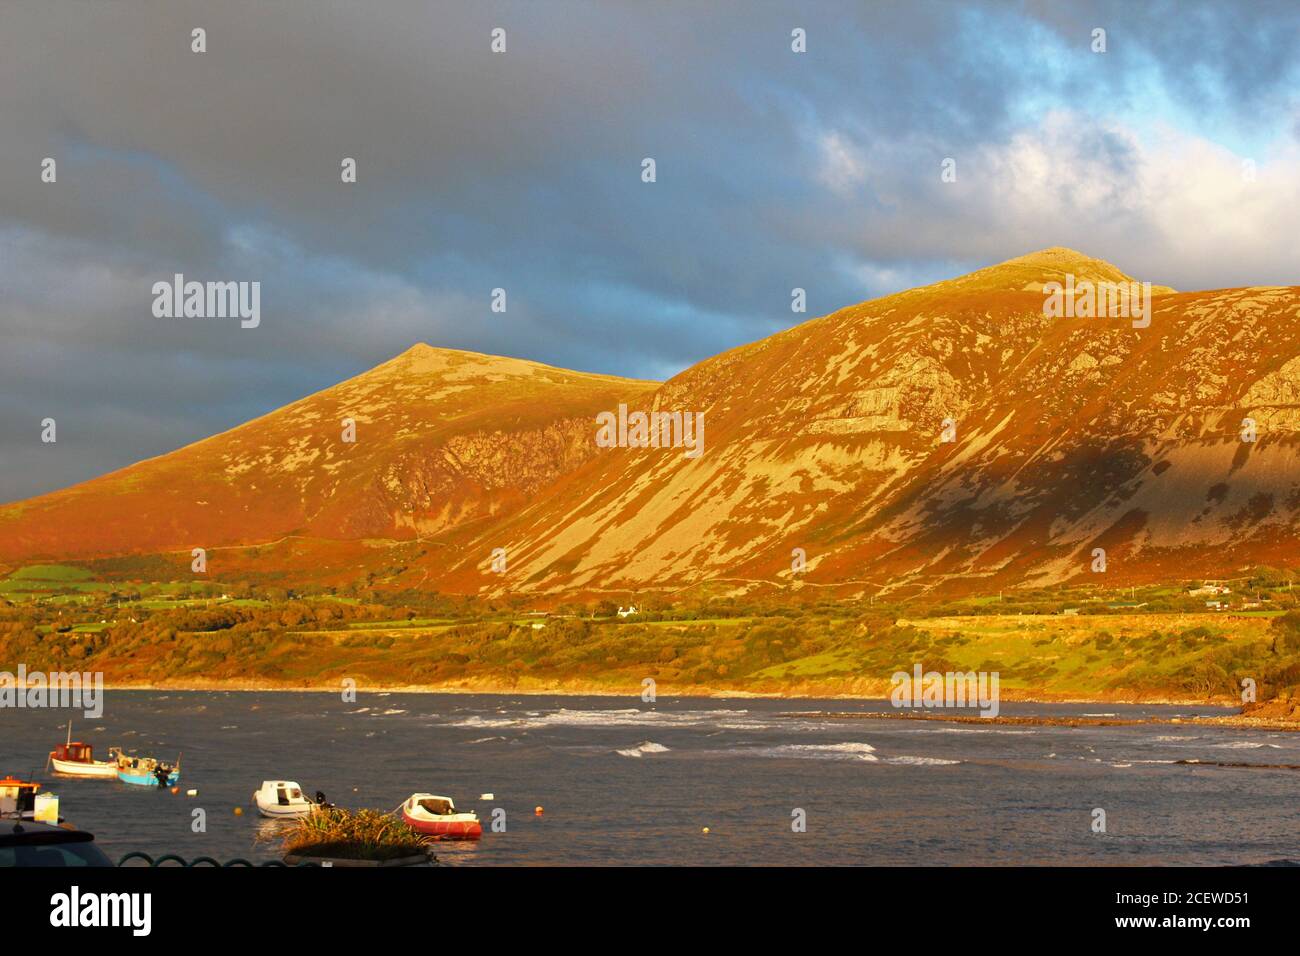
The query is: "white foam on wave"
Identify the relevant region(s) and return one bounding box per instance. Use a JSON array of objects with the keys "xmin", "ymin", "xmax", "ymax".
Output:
[
  {"xmin": 447, "ymin": 715, "xmax": 520, "ymax": 729},
  {"xmin": 740, "ymin": 742, "xmax": 879, "ymax": 762},
  {"xmin": 446, "ymin": 707, "xmax": 761, "ymax": 731},
  {"xmin": 1210, "ymin": 740, "xmax": 1281, "ymax": 750},
  {"xmin": 884, "ymin": 755, "xmax": 960, "ymax": 766},
  {"xmin": 616, "ymin": 741, "xmax": 671, "ymax": 758}
]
